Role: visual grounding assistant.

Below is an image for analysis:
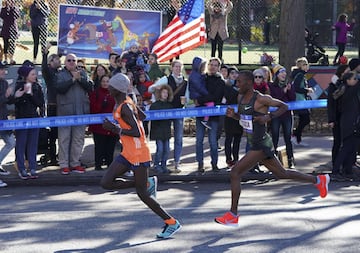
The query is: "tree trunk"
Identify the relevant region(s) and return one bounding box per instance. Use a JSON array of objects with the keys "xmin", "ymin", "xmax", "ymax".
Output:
[{"xmin": 279, "ymin": 0, "xmax": 305, "ymax": 72}]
